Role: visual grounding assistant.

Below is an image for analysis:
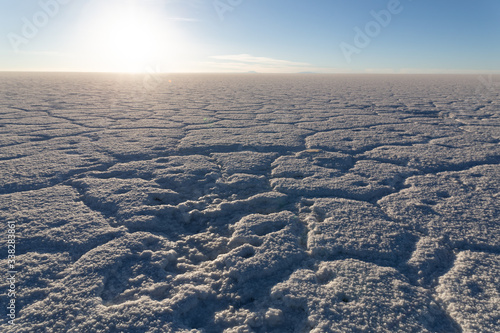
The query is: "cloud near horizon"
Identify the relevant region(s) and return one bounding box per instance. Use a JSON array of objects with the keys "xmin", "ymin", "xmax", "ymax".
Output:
[
  {"xmin": 211, "ymin": 54, "xmax": 311, "ymax": 67},
  {"xmin": 208, "ymin": 54, "xmax": 338, "ymax": 73}
]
